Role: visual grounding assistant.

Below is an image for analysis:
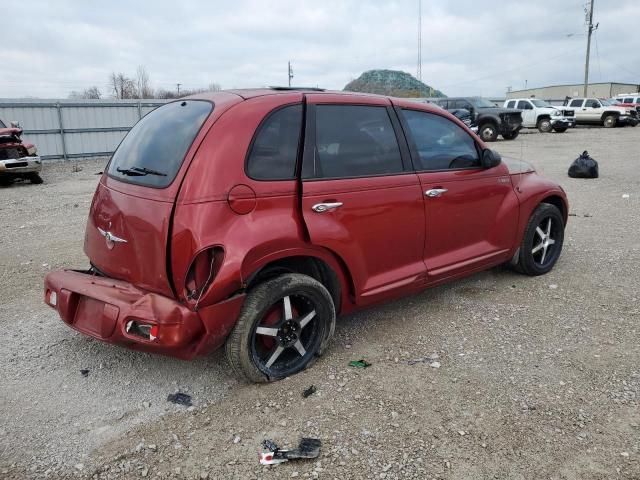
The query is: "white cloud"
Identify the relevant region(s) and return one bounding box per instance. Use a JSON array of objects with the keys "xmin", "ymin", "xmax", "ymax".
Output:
[{"xmin": 1, "ymin": 0, "xmax": 637, "ymax": 98}]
